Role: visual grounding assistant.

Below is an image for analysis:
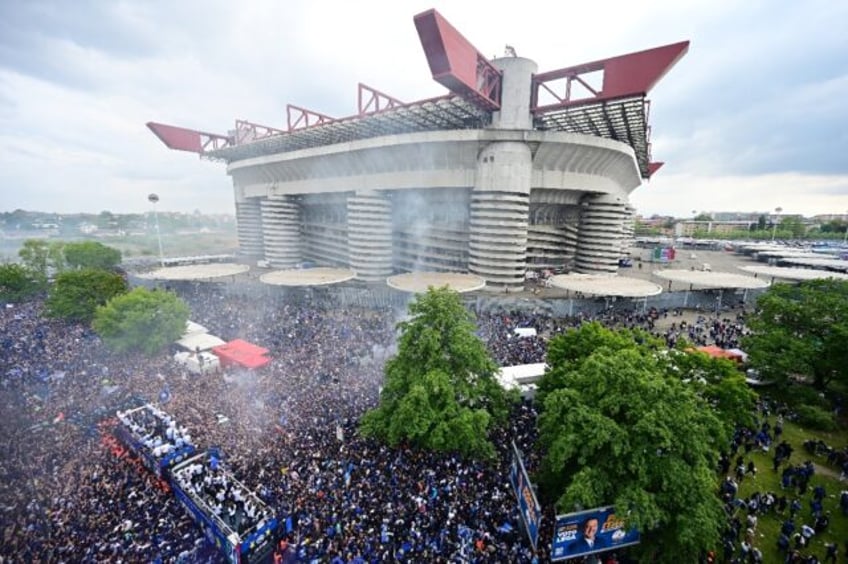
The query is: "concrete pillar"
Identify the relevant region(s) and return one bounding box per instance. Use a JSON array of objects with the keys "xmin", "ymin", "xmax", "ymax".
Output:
[
  {"xmin": 575, "ymin": 194, "xmax": 628, "ymax": 274},
  {"xmin": 467, "ymin": 57, "xmax": 538, "ymax": 290},
  {"xmin": 261, "ymin": 195, "xmax": 301, "ymax": 268},
  {"xmin": 235, "ymin": 198, "xmax": 264, "ymax": 259},
  {"xmin": 469, "ymin": 142, "xmax": 531, "ymax": 291},
  {"xmin": 347, "ymin": 191, "xmax": 392, "ymax": 282},
  {"xmin": 620, "ymin": 204, "xmax": 636, "ymax": 258},
  {"xmin": 489, "ymin": 56, "xmax": 537, "ymax": 130}
]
